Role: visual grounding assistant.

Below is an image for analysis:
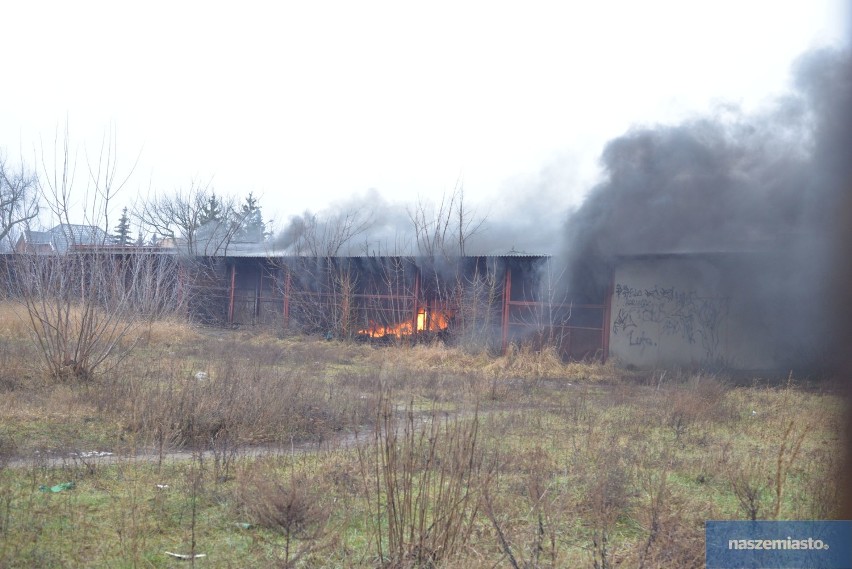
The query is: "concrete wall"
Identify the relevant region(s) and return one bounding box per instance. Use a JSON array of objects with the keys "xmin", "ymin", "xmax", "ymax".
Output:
[{"xmin": 608, "ymin": 254, "xmax": 788, "ymax": 371}]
